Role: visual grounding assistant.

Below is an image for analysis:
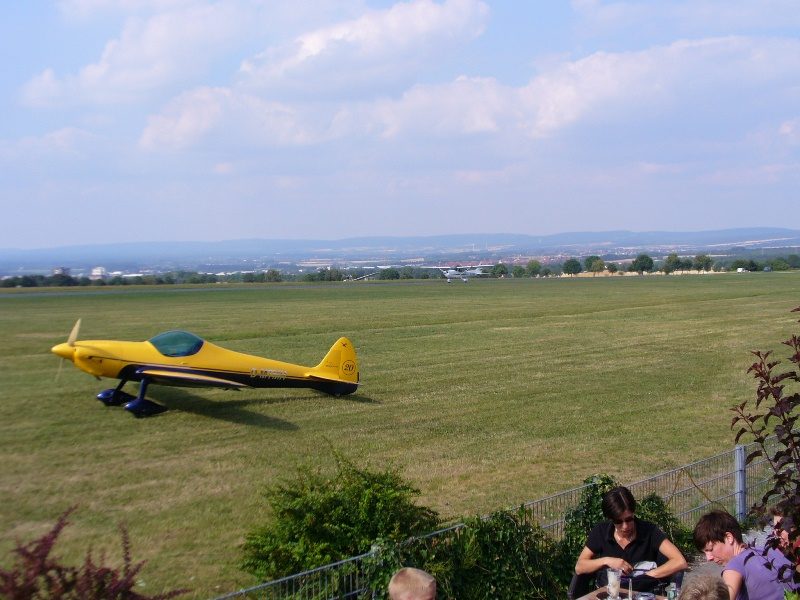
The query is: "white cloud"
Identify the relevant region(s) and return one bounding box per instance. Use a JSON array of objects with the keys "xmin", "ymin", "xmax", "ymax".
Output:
[
  {"xmin": 139, "ymin": 87, "xmax": 230, "ymax": 149},
  {"xmin": 23, "ymin": 2, "xmax": 245, "ymax": 107},
  {"xmin": 239, "ymin": 0, "xmax": 489, "ymax": 93},
  {"xmin": 778, "ymin": 119, "xmax": 800, "ymax": 145},
  {"xmin": 139, "ymin": 87, "xmax": 314, "ymax": 150},
  {"xmin": 140, "ymin": 34, "xmax": 800, "ymax": 154},
  {"xmin": 523, "ymin": 36, "xmax": 800, "ymax": 137},
  {"xmin": 21, "ymin": 69, "xmax": 62, "ymax": 107},
  {"xmin": 0, "ymin": 127, "xmax": 98, "ymax": 161},
  {"xmin": 334, "ymin": 36, "xmax": 800, "ymax": 142},
  {"xmin": 520, "ymin": 48, "xmax": 657, "ymax": 137},
  {"xmin": 137, "ymin": 0, "xmax": 492, "ymax": 150},
  {"xmin": 341, "ymin": 75, "xmax": 510, "ymax": 139}
]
